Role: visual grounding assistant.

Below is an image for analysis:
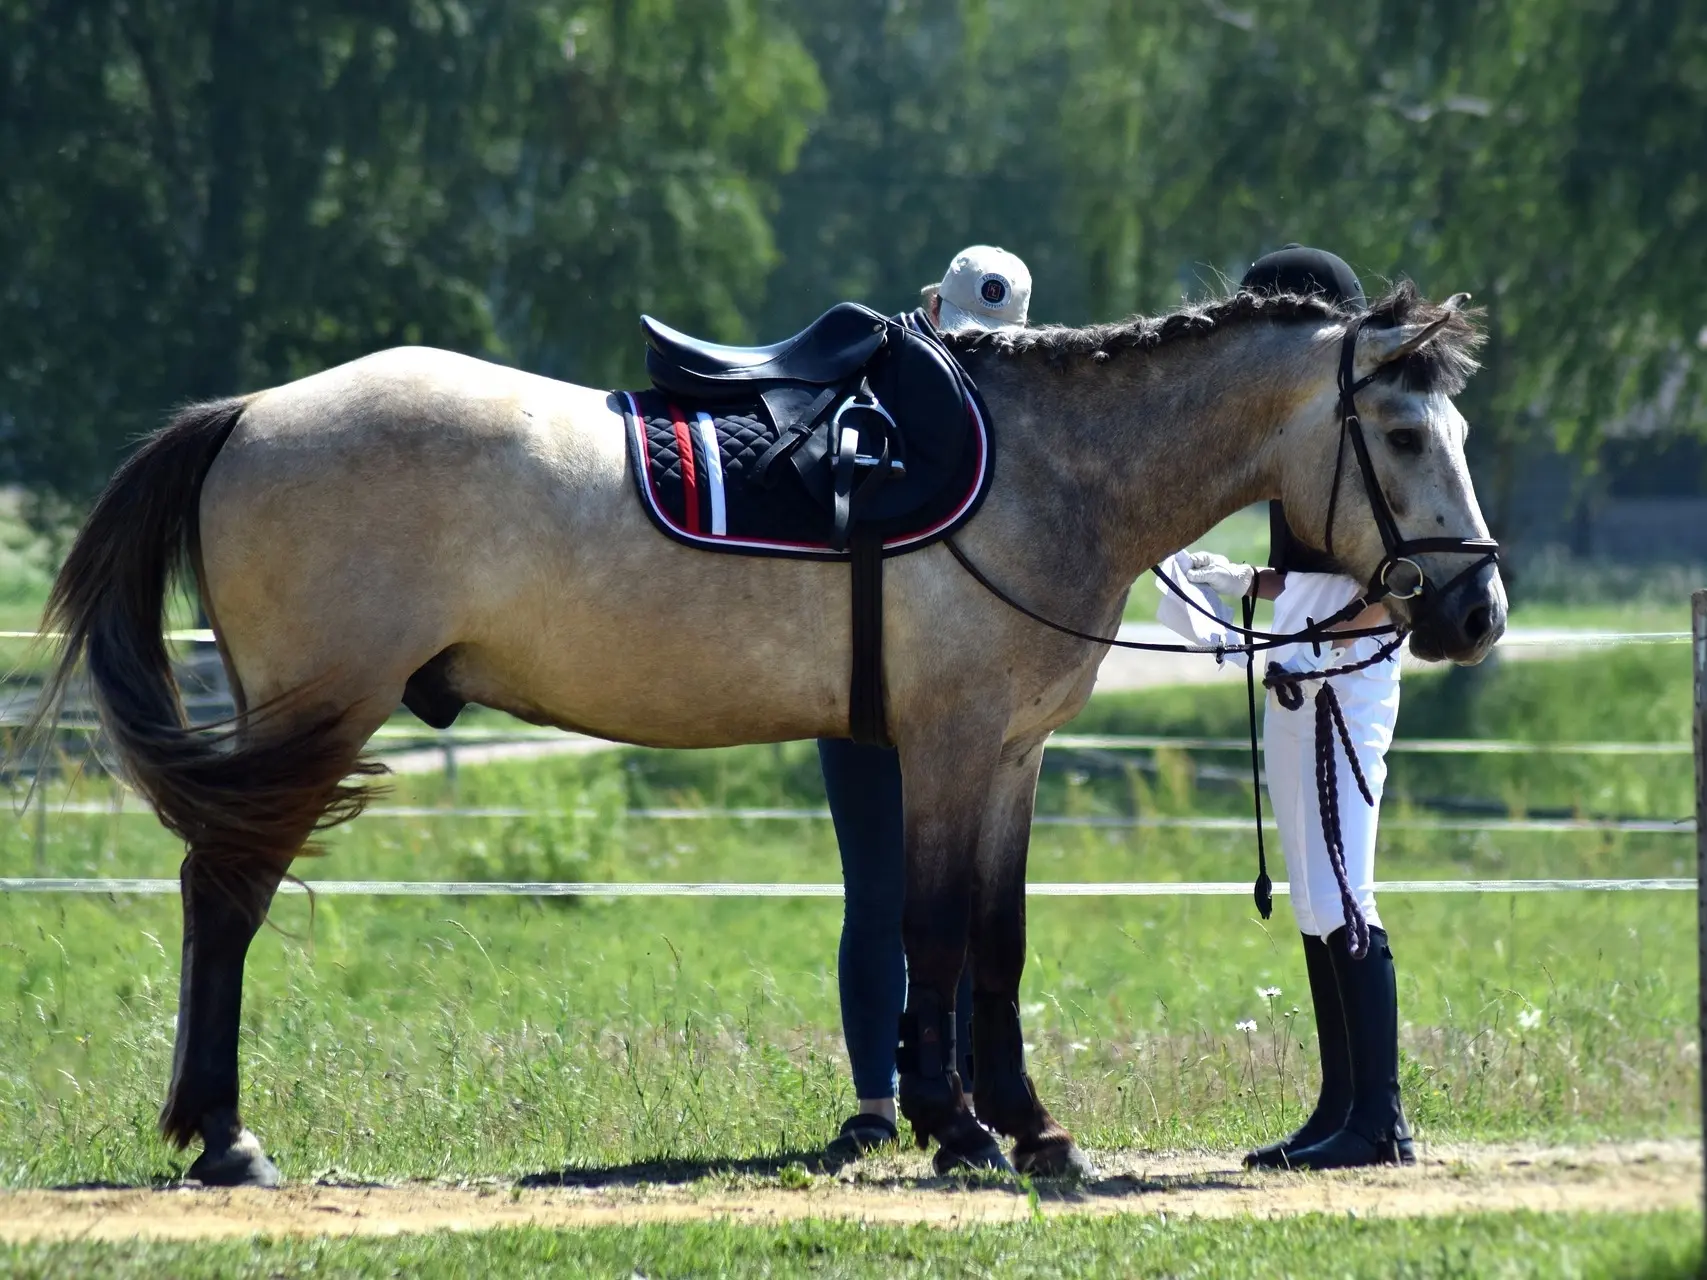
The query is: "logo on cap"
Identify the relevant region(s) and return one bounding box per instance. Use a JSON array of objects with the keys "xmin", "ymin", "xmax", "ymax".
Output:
[{"xmin": 979, "ymin": 275, "xmax": 1010, "ymax": 308}]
